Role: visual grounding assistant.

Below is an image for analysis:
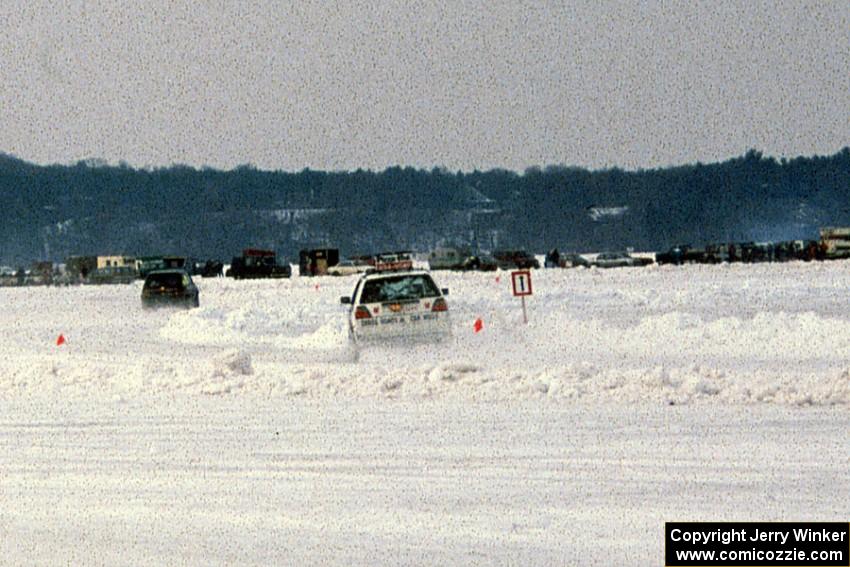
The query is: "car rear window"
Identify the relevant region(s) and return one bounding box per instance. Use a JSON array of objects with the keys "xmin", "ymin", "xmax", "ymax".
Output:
[
  {"xmin": 145, "ymin": 273, "xmax": 186, "ymax": 289},
  {"xmin": 360, "ymin": 274, "xmax": 440, "ymax": 304}
]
